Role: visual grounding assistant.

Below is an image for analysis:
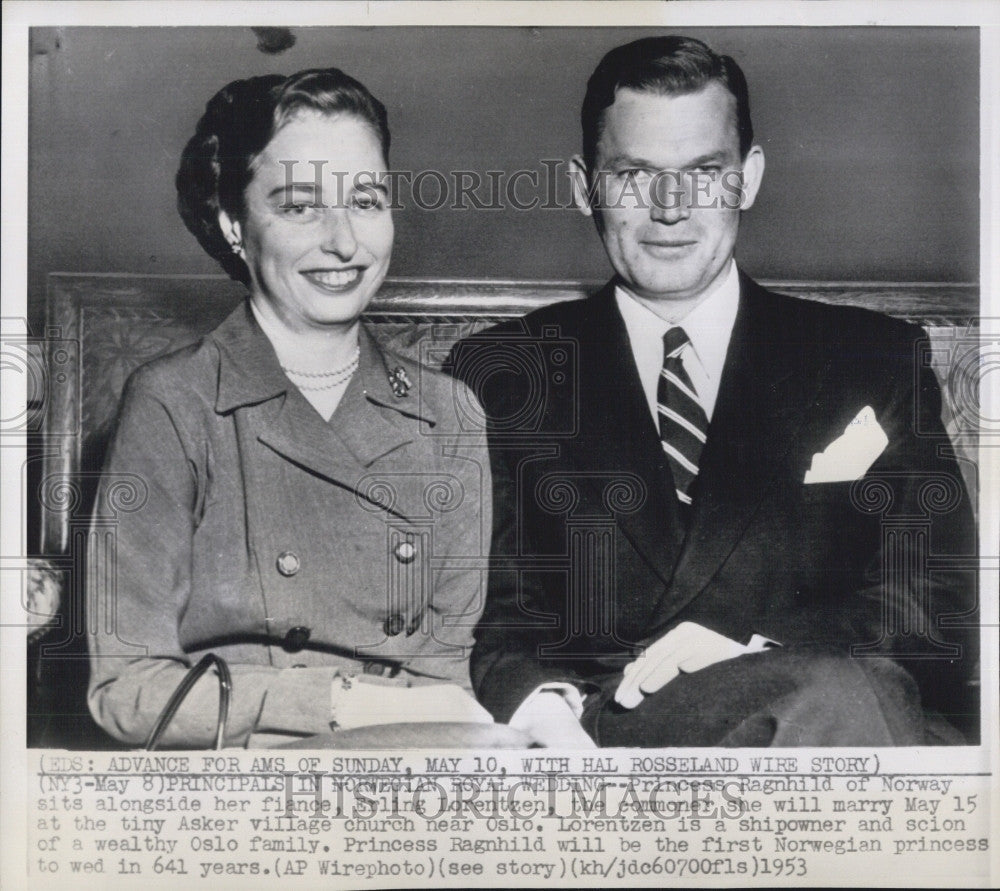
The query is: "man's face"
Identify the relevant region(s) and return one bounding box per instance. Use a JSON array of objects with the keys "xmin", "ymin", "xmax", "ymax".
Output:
[{"xmin": 573, "ymin": 83, "xmax": 764, "ymax": 312}]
